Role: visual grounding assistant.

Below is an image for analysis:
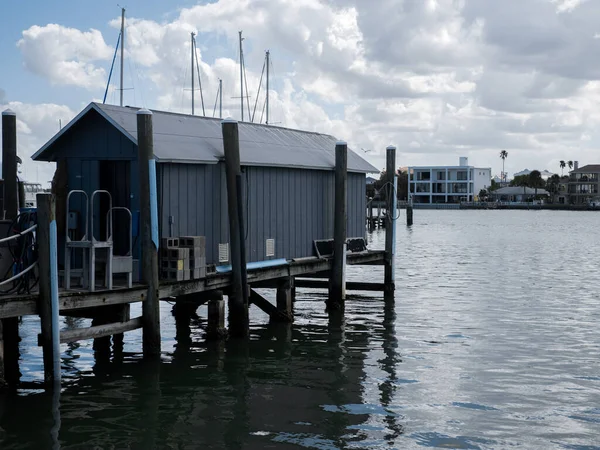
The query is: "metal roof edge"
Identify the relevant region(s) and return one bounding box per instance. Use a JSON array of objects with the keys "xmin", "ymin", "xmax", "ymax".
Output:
[
  {"xmin": 156, "ymin": 158, "xmax": 219, "ymax": 165},
  {"xmin": 92, "ymin": 103, "xmax": 138, "ymax": 145},
  {"xmin": 32, "ymin": 103, "xmax": 96, "ymax": 161},
  {"xmin": 32, "ymin": 102, "xmax": 138, "ymax": 161}
]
